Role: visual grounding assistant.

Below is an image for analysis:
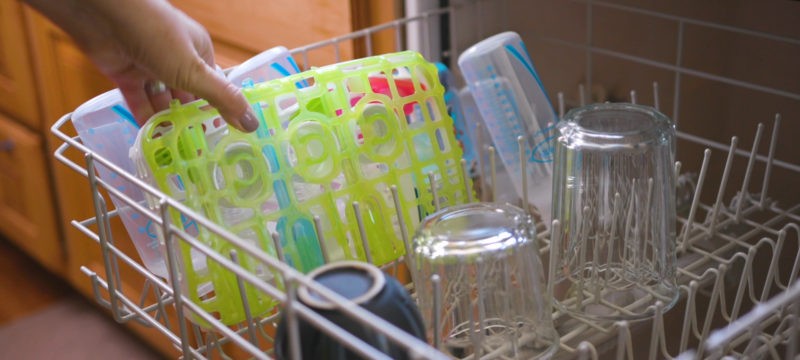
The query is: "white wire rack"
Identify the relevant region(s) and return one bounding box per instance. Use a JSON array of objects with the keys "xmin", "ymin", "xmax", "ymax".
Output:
[{"xmin": 50, "ymin": 1, "xmax": 799, "ymax": 359}]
